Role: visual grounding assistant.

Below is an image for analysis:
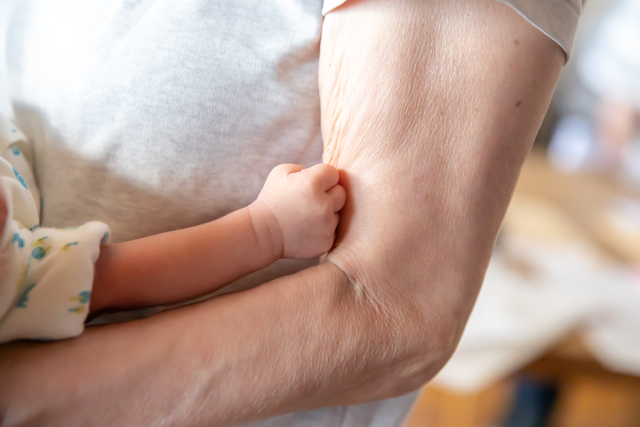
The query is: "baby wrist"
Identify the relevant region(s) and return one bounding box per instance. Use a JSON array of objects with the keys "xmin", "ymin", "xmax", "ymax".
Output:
[{"xmin": 247, "ymin": 200, "xmax": 285, "ymax": 261}]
